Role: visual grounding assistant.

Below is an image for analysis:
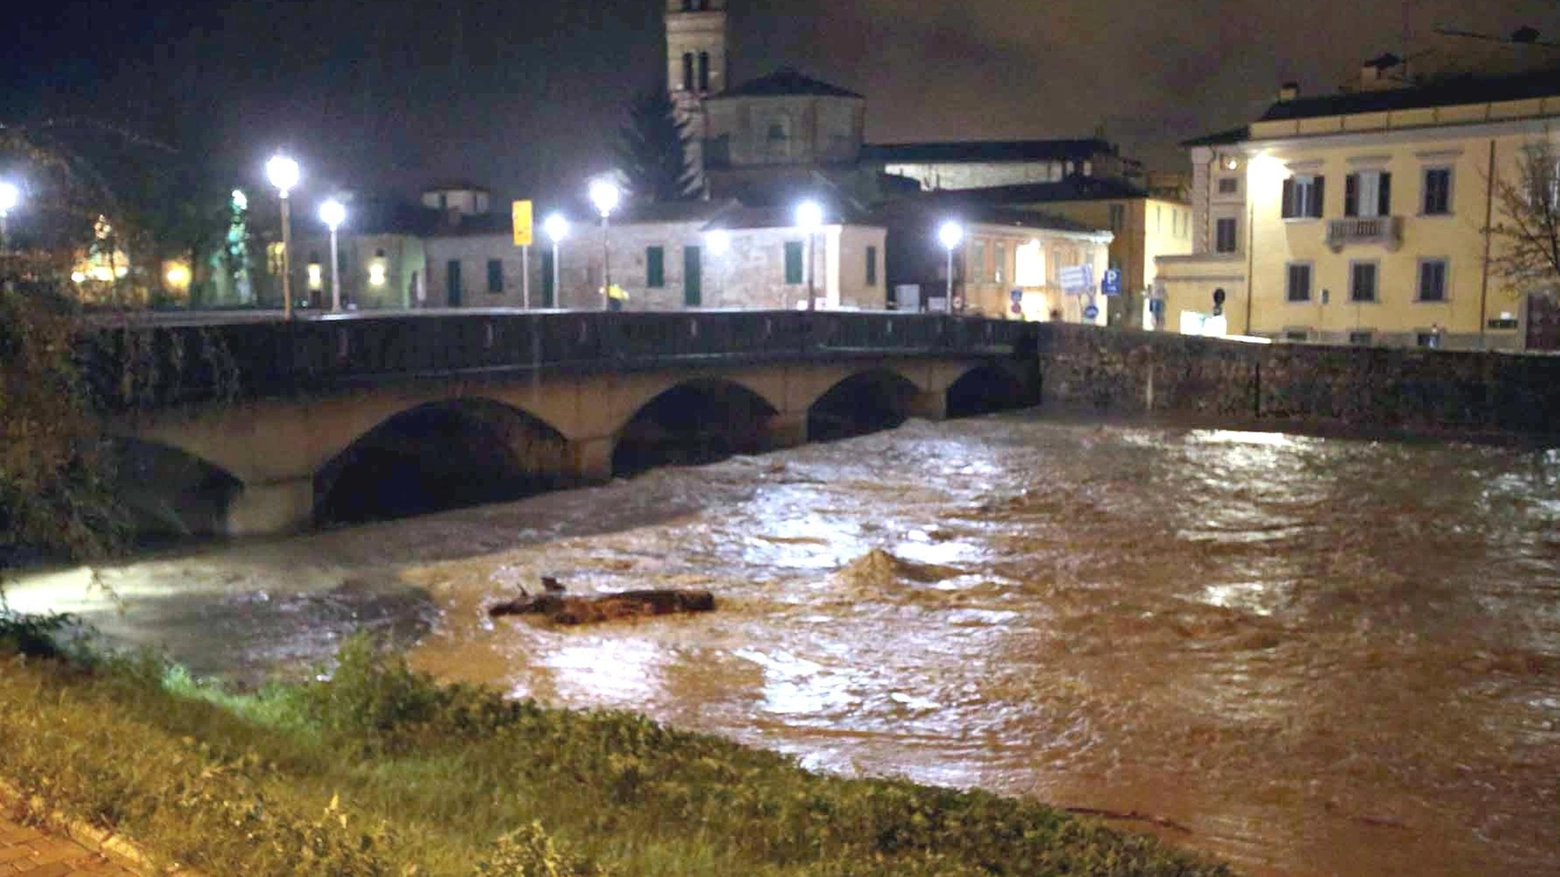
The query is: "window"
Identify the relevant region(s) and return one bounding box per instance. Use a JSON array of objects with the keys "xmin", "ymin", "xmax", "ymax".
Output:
[
  {"xmin": 446, "ymin": 260, "xmax": 462, "ymax": 306},
  {"xmin": 1218, "ymin": 177, "xmax": 1239, "ymax": 195},
  {"xmin": 866, "ymin": 245, "xmax": 877, "ymax": 286},
  {"xmin": 487, "ymin": 259, "xmax": 503, "ymax": 293},
  {"xmin": 1108, "ymin": 203, "xmax": 1125, "ymax": 231},
  {"xmin": 1488, "ymin": 316, "xmax": 1520, "ymax": 330},
  {"xmin": 994, "ymin": 242, "xmax": 1006, "ymax": 283},
  {"xmin": 1281, "ymin": 174, "xmax": 1325, "ymax": 218},
  {"xmin": 972, "ymin": 240, "xmax": 986, "ymax": 281},
  {"xmin": 1215, "ymin": 217, "xmax": 1238, "ymax": 253},
  {"xmin": 1416, "ymin": 331, "xmax": 1442, "ymax": 349},
  {"xmin": 784, "ymin": 241, "xmax": 804, "ymax": 284},
  {"xmin": 1348, "ymin": 330, "xmax": 1375, "ymax": 345},
  {"xmin": 646, "ymin": 246, "xmax": 665, "ymax": 287},
  {"xmin": 1422, "ymin": 168, "xmax": 1452, "ymax": 215},
  {"xmin": 768, "ymin": 120, "xmax": 787, "ymax": 141},
  {"xmin": 1155, "ymin": 205, "xmax": 1161, "ymax": 233},
  {"xmin": 1417, "ymin": 258, "xmax": 1448, "ymax": 302},
  {"xmin": 1286, "ymin": 262, "xmax": 1312, "ymax": 302},
  {"xmin": 698, "ymin": 52, "xmax": 710, "ymax": 92},
  {"xmin": 1345, "ymin": 171, "xmax": 1392, "ymax": 217},
  {"xmin": 1285, "ymin": 330, "xmax": 1309, "ymax": 342},
  {"xmin": 1350, "ymin": 261, "xmax": 1378, "ymax": 302},
  {"xmin": 682, "ymin": 53, "xmax": 694, "ymax": 92}
]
